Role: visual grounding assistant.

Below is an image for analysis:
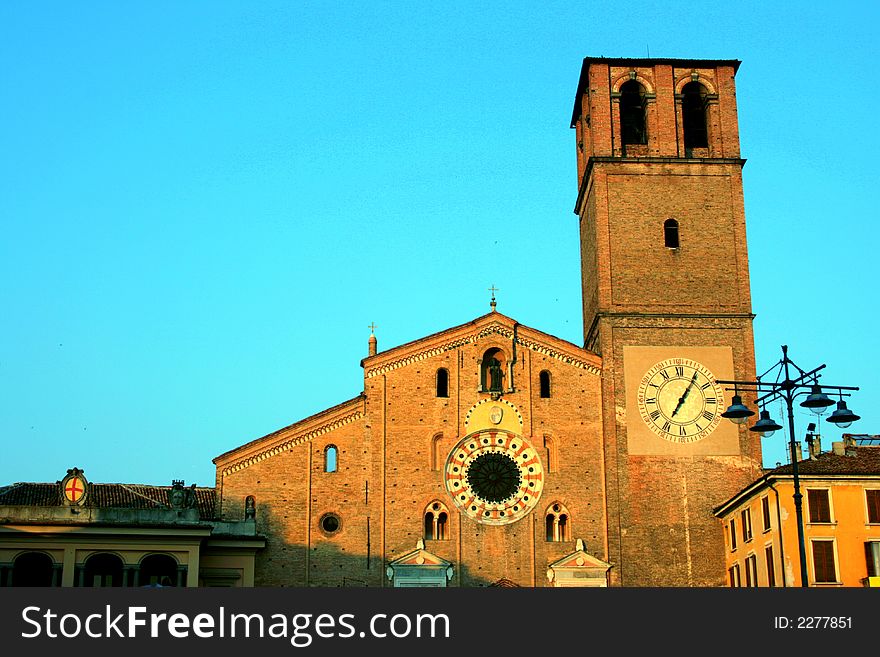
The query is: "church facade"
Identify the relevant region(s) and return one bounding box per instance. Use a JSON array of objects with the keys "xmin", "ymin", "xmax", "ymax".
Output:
[{"xmin": 212, "ymin": 57, "xmax": 765, "ymax": 587}]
